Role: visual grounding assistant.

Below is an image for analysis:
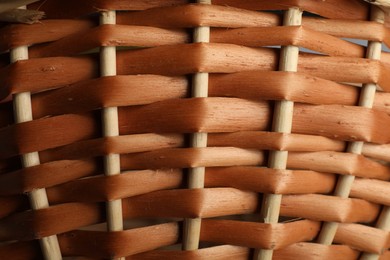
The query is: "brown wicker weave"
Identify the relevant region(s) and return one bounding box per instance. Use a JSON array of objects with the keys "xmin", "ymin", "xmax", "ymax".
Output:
[{"xmin": 0, "ymin": 0, "xmax": 390, "ymax": 259}]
